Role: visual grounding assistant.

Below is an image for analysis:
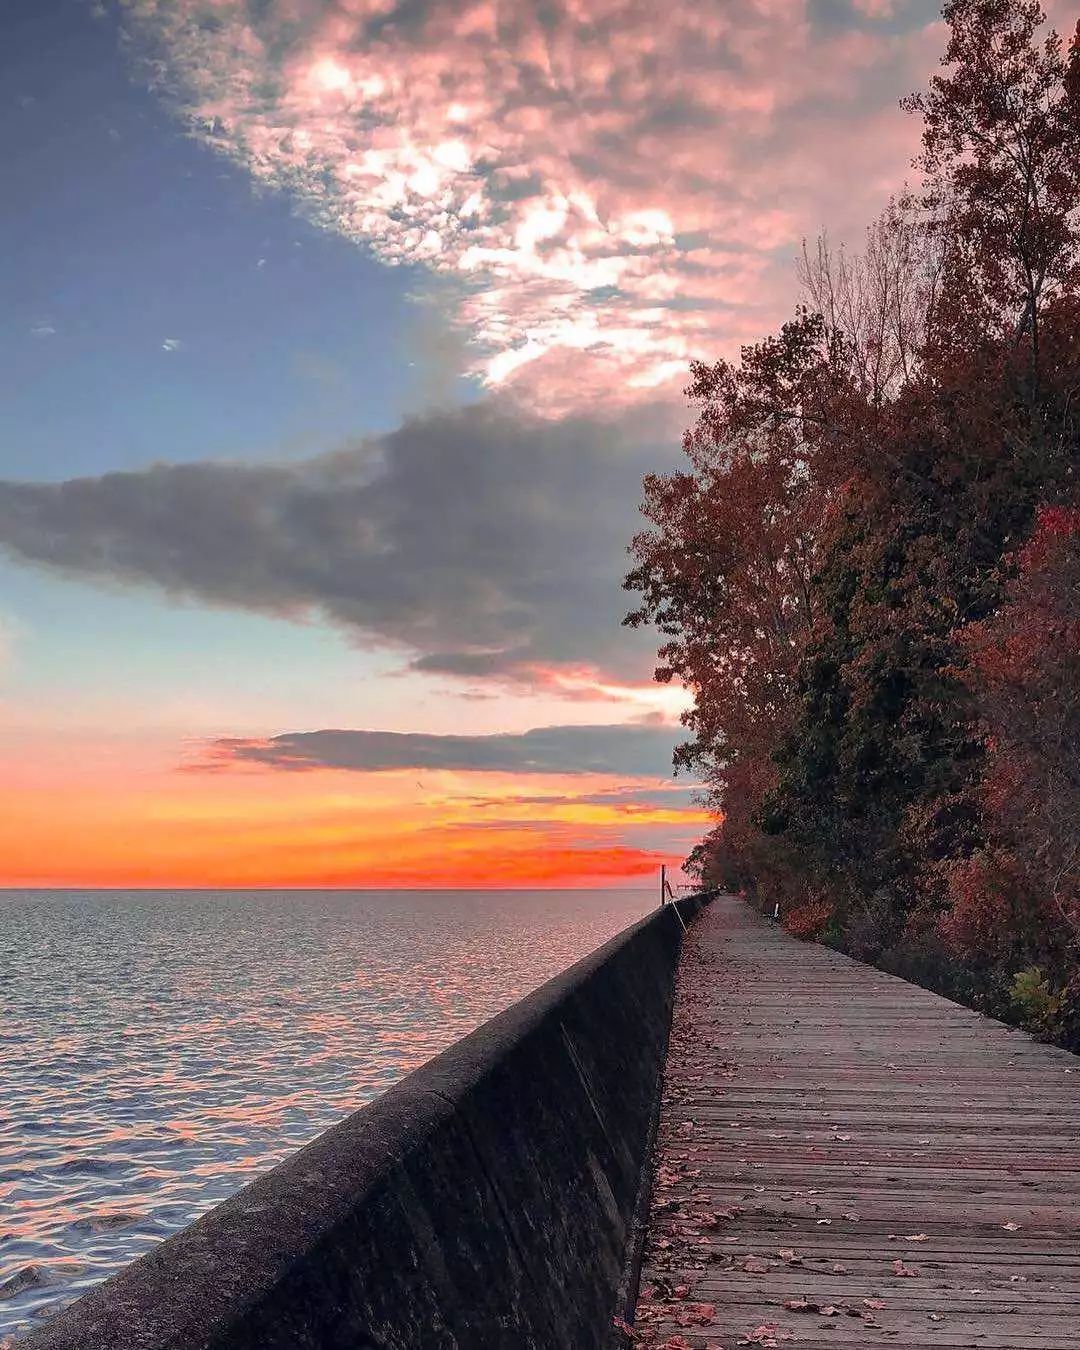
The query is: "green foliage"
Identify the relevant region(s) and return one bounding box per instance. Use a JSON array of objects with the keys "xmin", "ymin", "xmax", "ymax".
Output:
[{"xmin": 1010, "ymin": 966, "xmax": 1063, "ymax": 1034}]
